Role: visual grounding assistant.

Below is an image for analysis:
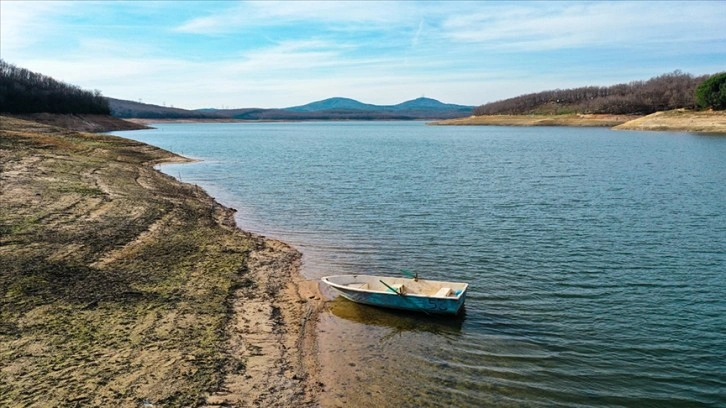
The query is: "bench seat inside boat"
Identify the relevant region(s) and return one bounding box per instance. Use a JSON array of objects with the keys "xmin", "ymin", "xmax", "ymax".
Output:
[{"xmin": 433, "ymin": 287, "xmax": 453, "ymax": 297}]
